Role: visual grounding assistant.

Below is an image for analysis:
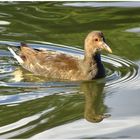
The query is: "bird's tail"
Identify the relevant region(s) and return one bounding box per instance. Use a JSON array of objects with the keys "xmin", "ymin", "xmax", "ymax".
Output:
[{"xmin": 8, "ymin": 47, "xmax": 24, "ymax": 64}]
